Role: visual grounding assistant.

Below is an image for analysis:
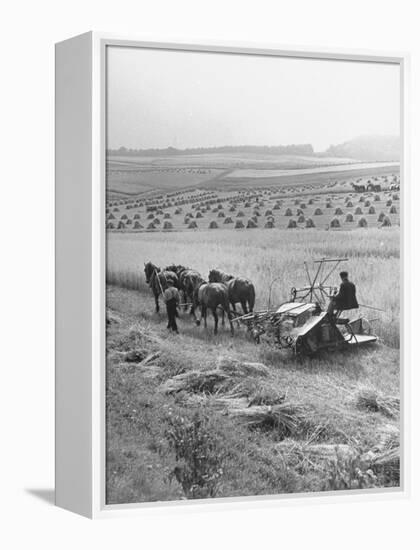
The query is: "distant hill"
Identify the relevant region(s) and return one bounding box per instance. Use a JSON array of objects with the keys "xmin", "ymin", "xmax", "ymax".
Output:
[
  {"xmin": 325, "ymin": 135, "xmax": 400, "ymax": 162},
  {"xmin": 108, "ymin": 144, "xmax": 314, "ymax": 157}
]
